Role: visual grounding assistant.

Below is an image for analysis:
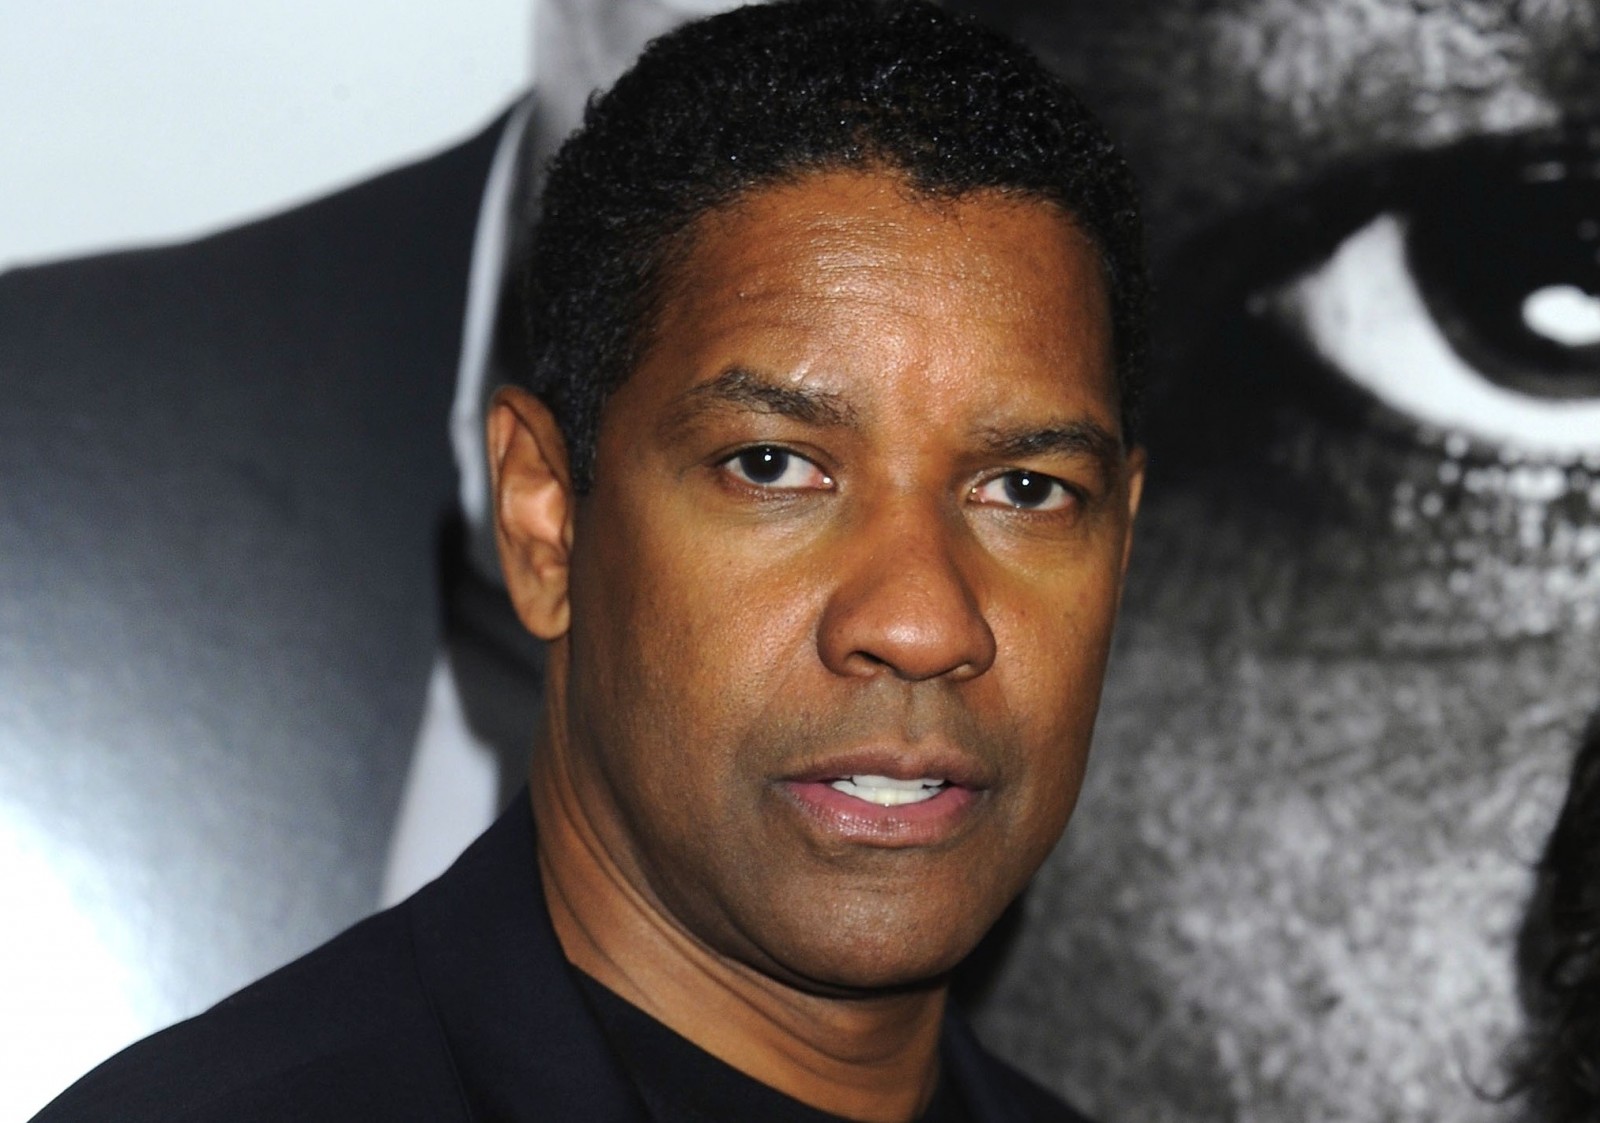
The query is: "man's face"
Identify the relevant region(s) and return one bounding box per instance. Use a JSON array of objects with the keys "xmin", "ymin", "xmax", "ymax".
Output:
[
  {"xmin": 953, "ymin": 0, "xmax": 1600, "ymax": 1118},
  {"xmin": 557, "ymin": 169, "xmax": 1141, "ymax": 991}
]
